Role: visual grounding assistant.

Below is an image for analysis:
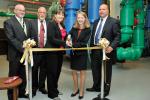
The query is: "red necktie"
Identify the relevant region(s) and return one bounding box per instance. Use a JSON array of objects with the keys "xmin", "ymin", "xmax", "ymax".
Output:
[{"xmin": 39, "ymin": 21, "xmax": 45, "ymax": 48}]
